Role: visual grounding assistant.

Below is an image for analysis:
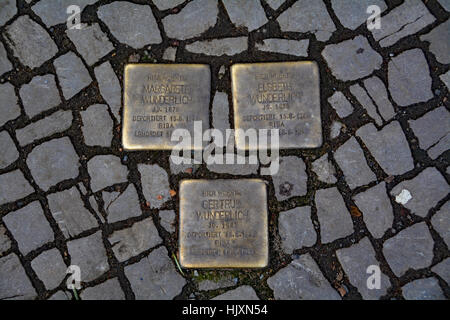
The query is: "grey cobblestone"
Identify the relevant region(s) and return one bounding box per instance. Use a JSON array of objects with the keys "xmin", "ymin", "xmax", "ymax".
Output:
[
  {"xmin": 3, "ymin": 201, "xmax": 54, "ymax": 255},
  {"xmin": 402, "ymin": 278, "xmax": 445, "ymax": 300},
  {"xmin": 0, "ymin": 82, "xmax": 21, "ymax": 127},
  {"xmin": 109, "ymin": 218, "xmax": 162, "ymax": 262},
  {"xmin": 32, "ymin": 0, "xmax": 97, "ymax": 27},
  {"xmin": 312, "ymin": 154, "xmax": 337, "ymax": 184},
  {"xmin": 124, "ymin": 246, "xmax": 186, "ymax": 300},
  {"xmin": 103, "ymin": 184, "xmax": 141, "ymax": 223},
  {"xmin": 159, "ymin": 210, "xmax": 176, "ymax": 233},
  {"xmin": 81, "ymin": 104, "xmax": 113, "ymax": 147},
  {"xmin": 350, "ymin": 84, "xmax": 383, "ymax": 126},
  {"xmin": 0, "ymin": 254, "xmax": 36, "ymax": 300},
  {"xmin": 98, "ymin": 2, "xmax": 161, "ymax": 49},
  {"xmin": 328, "ymin": 91, "xmax": 353, "ymax": 118},
  {"xmin": 0, "ymin": 170, "xmax": 34, "ymax": 205},
  {"xmin": 80, "ymin": 278, "xmax": 125, "ymax": 300},
  {"xmin": 432, "ymin": 258, "xmax": 450, "ymax": 284},
  {"xmin": 421, "ymin": 20, "xmax": 450, "ymax": 65},
  {"xmin": 363, "ymin": 76, "xmax": 395, "ymax": 122},
  {"xmin": 27, "ymin": 137, "xmax": 79, "ymax": 191},
  {"xmin": 138, "ymin": 164, "xmax": 171, "ymax": 209},
  {"xmin": 255, "ymin": 39, "xmax": 309, "ymax": 57},
  {"xmin": 383, "ymin": 222, "xmax": 434, "ymax": 277},
  {"xmin": 5, "ymin": 15, "xmax": 58, "ymax": 69},
  {"xmin": 0, "ymin": 42, "xmax": 12, "ymax": 75},
  {"xmin": 31, "ymin": 248, "xmax": 66, "ymax": 290},
  {"xmin": 331, "ymin": 0, "xmax": 386, "ymax": 30},
  {"xmin": 19, "ymin": 75, "xmax": 61, "ymax": 118},
  {"xmin": 54, "ymin": 52, "xmax": 92, "ymax": 100},
  {"xmin": 272, "ymin": 156, "xmax": 307, "ymax": 201},
  {"xmin": 0, "ymin": 131, "xmax": 19, "ymax": 169},
  {"xmin": 0, "ymin": 224, "xmax": 12, "ymax": 255},
  {"xmin": 88, "ymin": 155, "xmax": 128, "ymax": 192},
  {"xmin": 213, "ymin": 285, "xmax": 259, "ymax": 300},
  {"xmin": 223, "ymin": 0, "xmax": 267, "ymax": 32},
  {"xmin": 431, "ymin": 201, "xmax": 449, "ymax": 247},
  {"xmin": 185, "ymin": 37, "xmax": 248, "ymax": 56},
  {"xmin": 16, "ymin": 110, "xmax": 73, "ymax": 146},
  {"xmin": 0, "ymin": 0, "xmax": 16, "ymax": 27},
  {"xmin": 94, "ymin": 62, "xmax": 122, "ymax": 121},
  {"xmin": 278, "ymin": 206, "xmax": 316, "ymax": 254}
]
